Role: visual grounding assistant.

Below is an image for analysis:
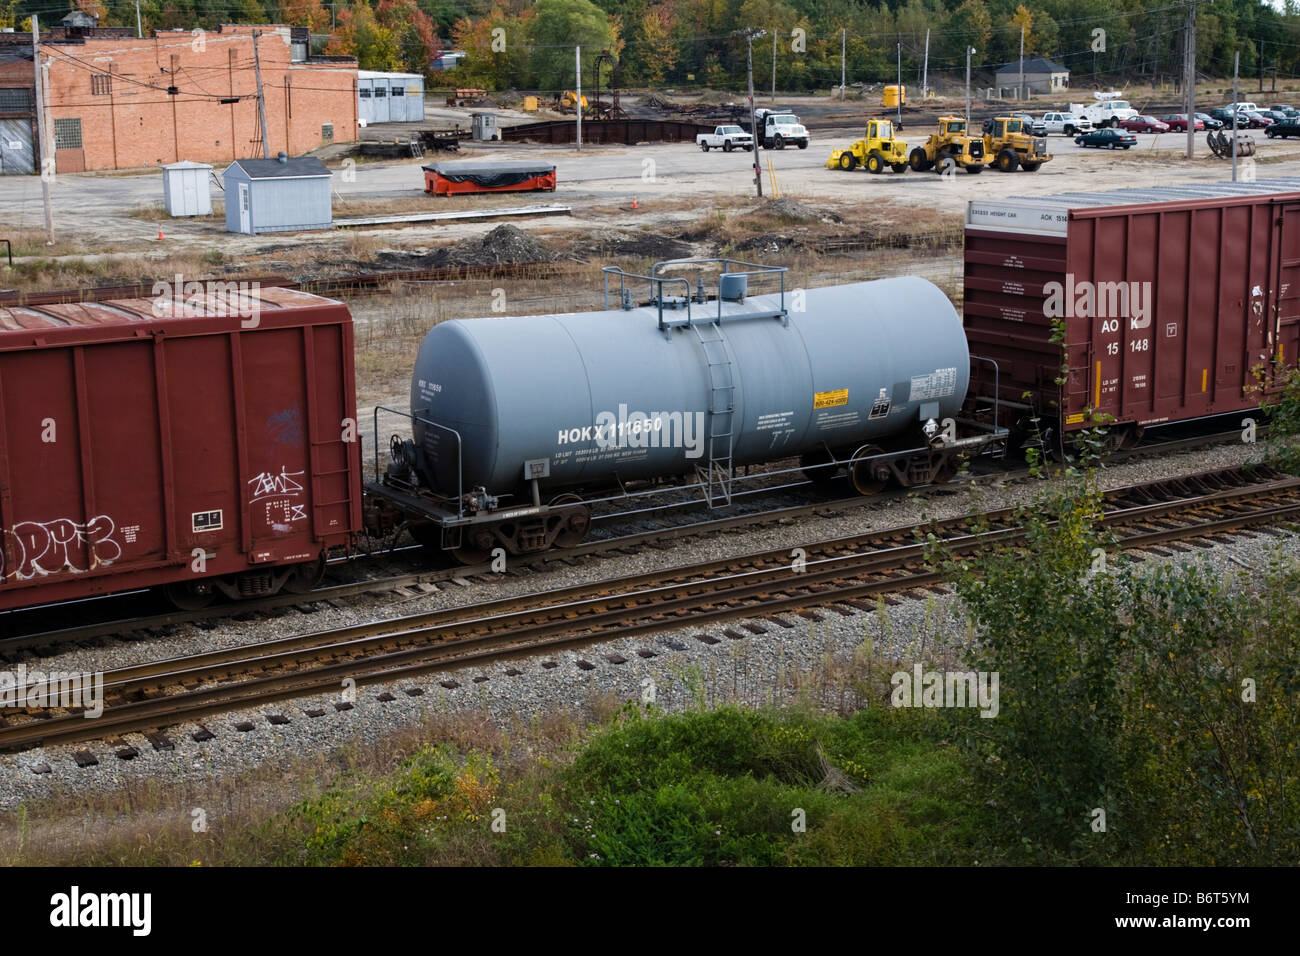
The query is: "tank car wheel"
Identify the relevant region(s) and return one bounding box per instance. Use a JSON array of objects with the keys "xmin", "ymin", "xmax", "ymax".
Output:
[
  {"xmin": 450, "ymin": 528, "xmax": 497, "ymax": 566},
  {"xmin": 164, "ymin": 580, "xmax": 216, "ymax": 610},
  {"xmin": 549, "ymin": 493, "xmax": 592, "ymax": 548},
  {"xmin": 799, "ymin": 448, "xmax": 840, "ymax": 491},
  {"xmin": 848, "ymin": 445, "xmax": 890, "ymax": 496}
]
